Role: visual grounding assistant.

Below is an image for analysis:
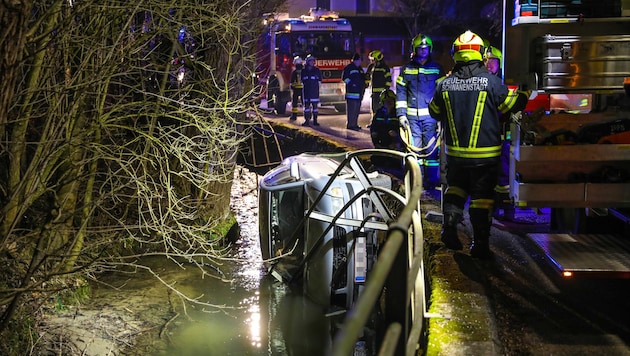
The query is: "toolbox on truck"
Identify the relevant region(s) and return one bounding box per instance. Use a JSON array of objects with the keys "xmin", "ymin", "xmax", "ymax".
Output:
[
  {"xmin": 539, "ymin": 0, "xmax": 622, "ymax": 19},
  {"xmin": 534, "ymin": 34, "xmax": 630, "ymax": 92},
  {"xmin": 509, "ymin": 114, "xmax": 630, "ymax": 208}
]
